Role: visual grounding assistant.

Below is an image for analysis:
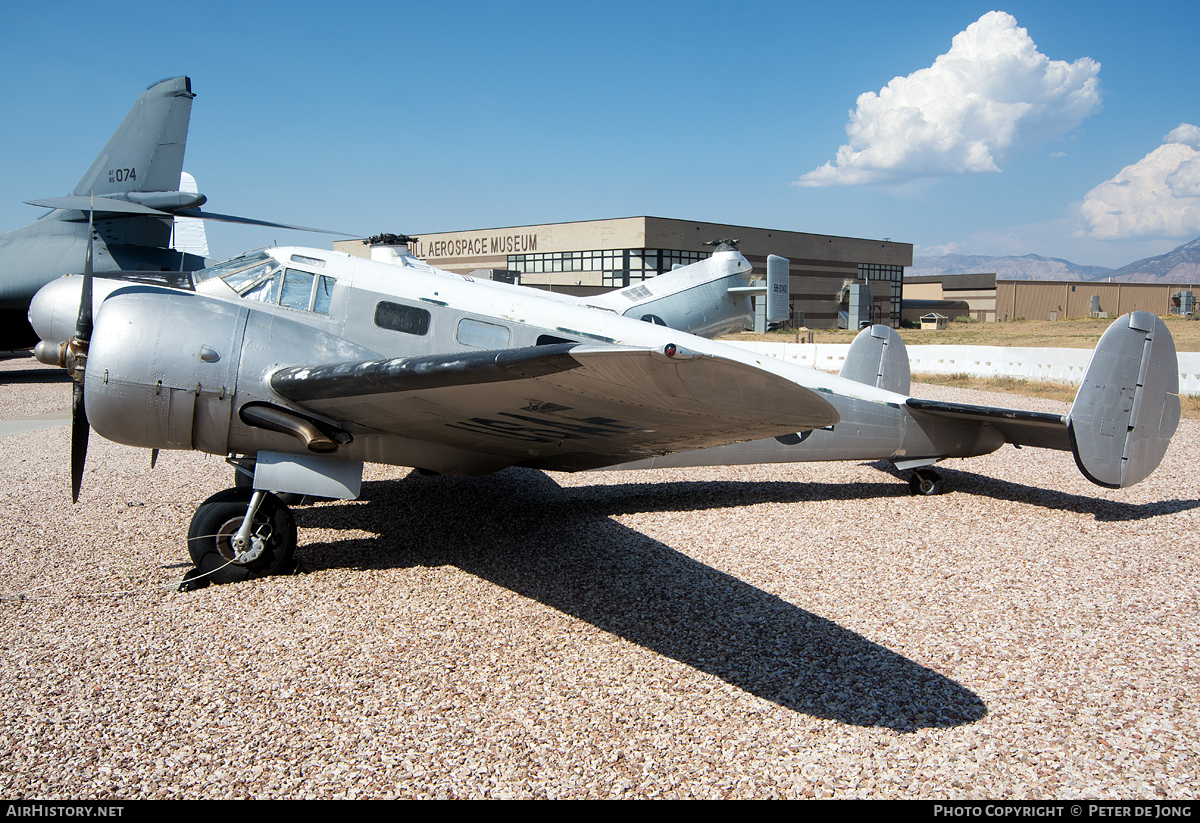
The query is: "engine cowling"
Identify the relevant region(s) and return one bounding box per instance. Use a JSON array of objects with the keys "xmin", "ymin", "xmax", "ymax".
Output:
[{"xmin": 84, "ymin": 287, "xmax": 247, "ymax": 455}]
